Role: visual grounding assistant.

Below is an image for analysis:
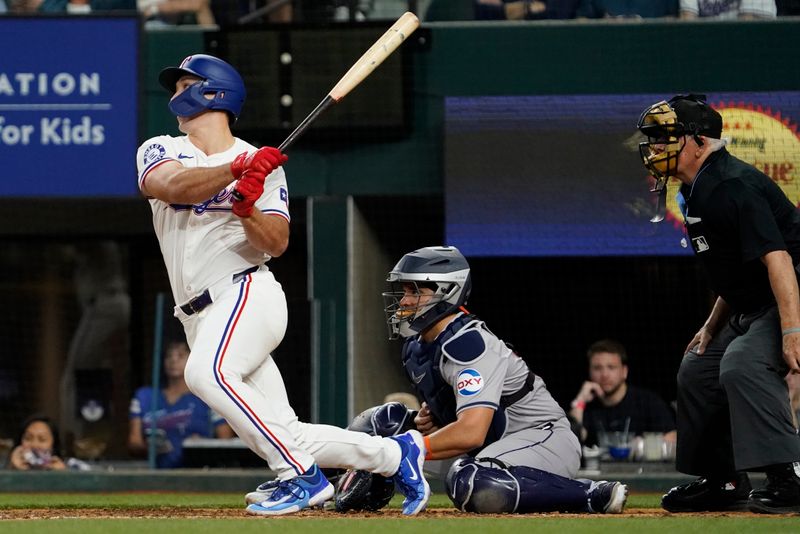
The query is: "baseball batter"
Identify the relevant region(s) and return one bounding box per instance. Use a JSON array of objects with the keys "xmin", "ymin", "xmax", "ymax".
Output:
[{"xmin": 136, "ymin": 53, "xmax": 428, "ymax": 516}]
